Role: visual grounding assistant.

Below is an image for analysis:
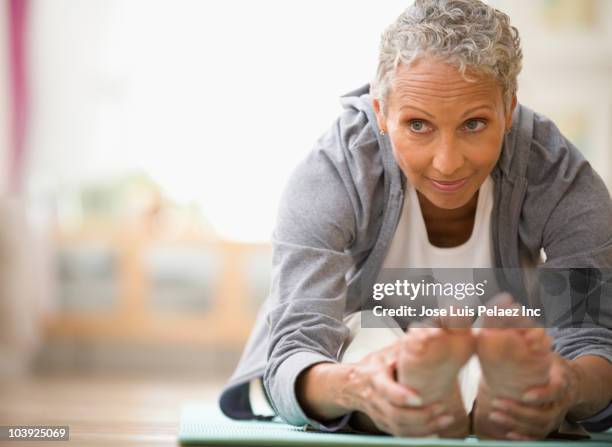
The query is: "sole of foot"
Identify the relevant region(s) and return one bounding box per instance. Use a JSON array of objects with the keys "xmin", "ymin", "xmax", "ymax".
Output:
[
  {"xmin": 397, "ymin": 318, "xmax": 475, "ymax": 438},
  {"xmin": 474, "ymin": 293, "xmax": 553, "ymax": 439},
  {"xmin": 476, "ymin": 293, "xmax": 552, "ymax": 400}
]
